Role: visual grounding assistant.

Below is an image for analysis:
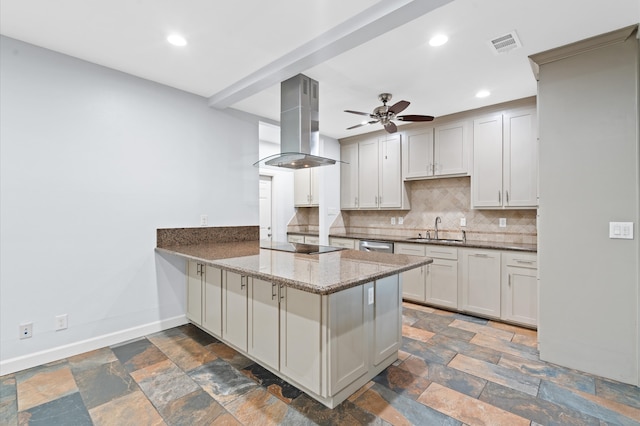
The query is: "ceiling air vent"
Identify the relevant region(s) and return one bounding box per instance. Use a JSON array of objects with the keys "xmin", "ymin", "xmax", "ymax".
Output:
[{"xmin": 489, "ymin": 30, "xmax": 522, "ymax": 54}]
